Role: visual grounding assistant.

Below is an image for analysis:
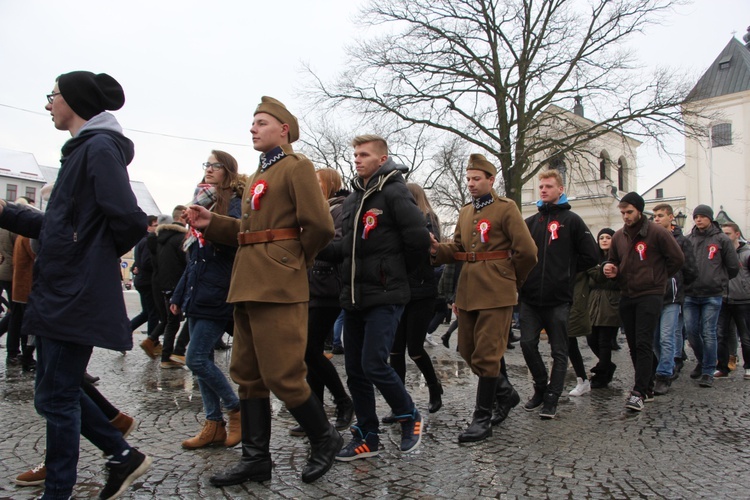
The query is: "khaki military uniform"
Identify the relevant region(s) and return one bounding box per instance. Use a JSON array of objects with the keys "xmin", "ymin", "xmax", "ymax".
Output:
[
  {"xmin": 205, "ymin": 144, "xmax": 334, "ymax": 406},
  {"xmin": 434, "ymin": 190, "xmax": 537, "ymax": 376}
]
